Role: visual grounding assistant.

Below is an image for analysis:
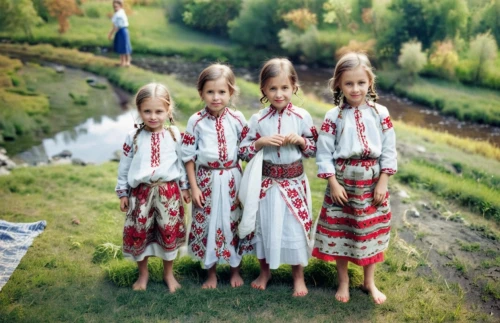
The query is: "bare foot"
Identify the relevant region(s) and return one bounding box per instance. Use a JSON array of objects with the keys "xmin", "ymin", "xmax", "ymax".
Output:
[
  {"xmin": 292, "ymin": 279, "xmax": 308, "ymax": 297},
  {"xmin": 362, "ymin": 284, "xmax": 386, "ymax": 304},
  {"xmin": 230, "ymin": 268, "xmax": 244, "ymax": 288},
  {"xmin": 132, "ymin": 274, "xmax": 148, "ymax": 291},
  {"xmin": 335, "ymin": 281, "xmax": 350, "ymax": 303},
  {"xmin": 251, "ymin": 272, "xmax": 271, "ymax": 290},
  {"xmin": 202, "ymin": 275, "xmax": 217, "ymax": 289},
  {"xmin": 163, "ymin": 274, "xmax": 181, "ymax": 293}
]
